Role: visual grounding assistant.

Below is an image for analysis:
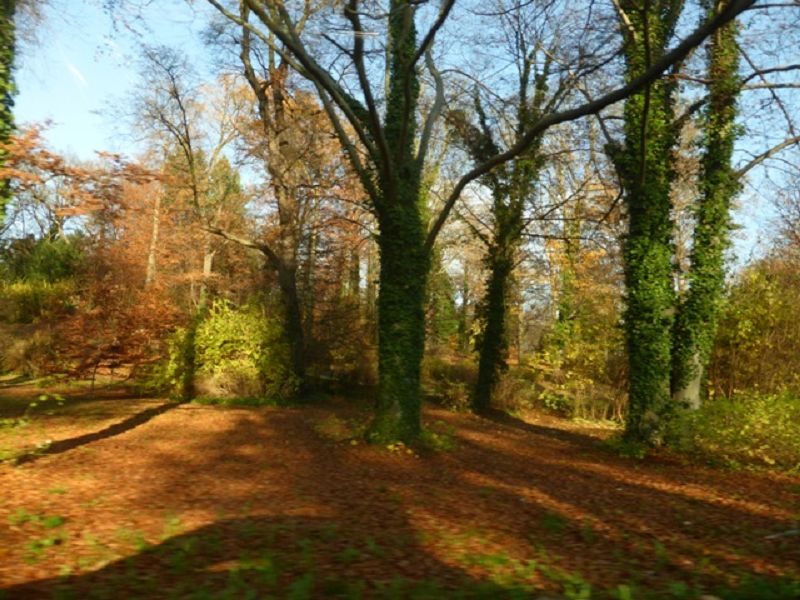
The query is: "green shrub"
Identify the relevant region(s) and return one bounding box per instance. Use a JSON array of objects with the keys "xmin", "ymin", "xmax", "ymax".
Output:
[
  {"xmin": 155, "ymin": 300, "xmax": 298, "ymax": 401},
  {"xmin": 0, "ymin": 326, "xmax": 54, "ymax": 375},
  {"xmin": 422, "ymin": 355, "xmax": 476, "ymax": 411},
  {"xmin": 0, "ymin": 235, "xmax": 84, "ymax": 283},
  {"xmin": 667, "ymin": 391, "xmax": 800, "ymax": 472},
  {"xmin": 0, "ymin": 280, "xmax": 76, "ymax": 323}
]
